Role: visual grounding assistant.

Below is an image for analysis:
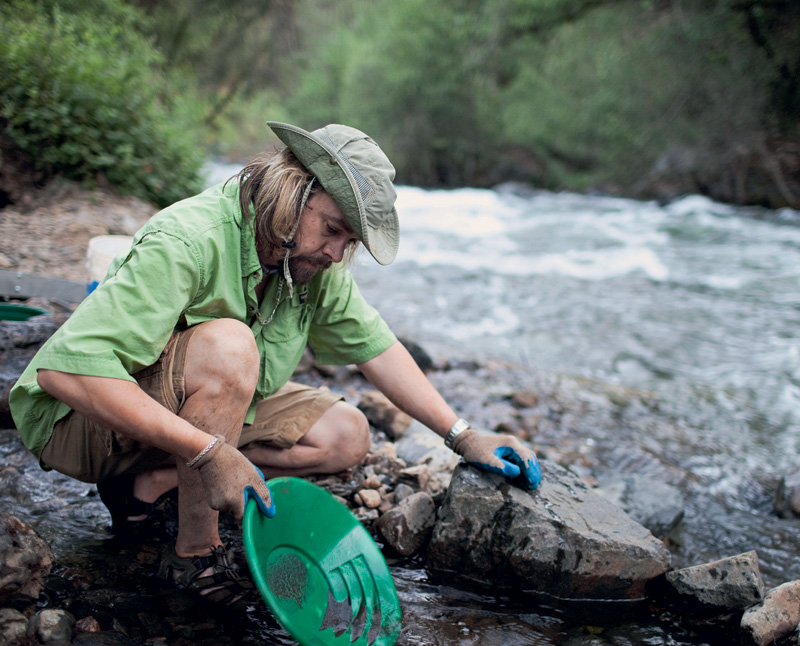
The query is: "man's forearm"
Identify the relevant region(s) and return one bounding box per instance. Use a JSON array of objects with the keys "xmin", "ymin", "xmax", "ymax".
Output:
[
  {"xmin": 357, "ymin": 340, "xmax": 459, "ymax": 438},
  {"xmin": 36, "ymin": 369, "xmax": 212, "ymax": 462}
]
